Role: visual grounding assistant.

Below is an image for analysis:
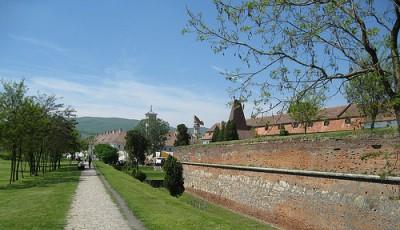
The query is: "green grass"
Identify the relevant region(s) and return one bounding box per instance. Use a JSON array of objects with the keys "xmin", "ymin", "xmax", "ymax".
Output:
[
  {"xmin": 138, "ymin": 166, "xmax": 165, "ymax": 180},
  {"xmin": 0, "ymin": 159, "xmax": 80, "ymax": 230},
  {"xmin": 97, "ymin": 162, "xmax": 274, "ymax": 230},
  {"xmin": 183, "ymin": 127, "xmax": 398, "ymax": 149}
]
